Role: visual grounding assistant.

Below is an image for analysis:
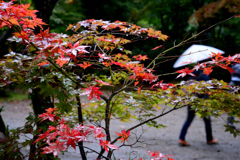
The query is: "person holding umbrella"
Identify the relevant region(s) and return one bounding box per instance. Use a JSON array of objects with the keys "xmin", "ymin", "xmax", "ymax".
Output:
[{"xmin": 173, "ymin": 44, "xmax": 223, "ymax": 146}]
